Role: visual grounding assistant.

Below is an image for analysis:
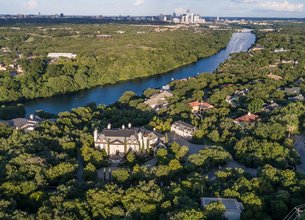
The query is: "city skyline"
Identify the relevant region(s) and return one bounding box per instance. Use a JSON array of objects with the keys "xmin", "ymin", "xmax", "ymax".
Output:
[{"xmin": 0, "ymin": 0, "xmax": 304, "ymax": 18}]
